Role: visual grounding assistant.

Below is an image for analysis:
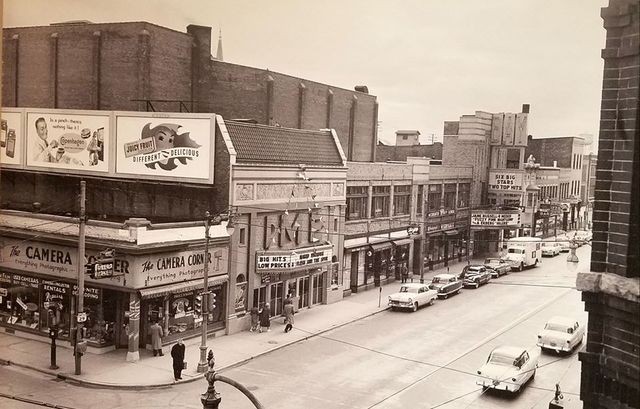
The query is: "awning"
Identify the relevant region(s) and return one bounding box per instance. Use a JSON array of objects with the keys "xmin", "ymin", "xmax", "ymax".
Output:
[
  {"xmin": 392, "ymin": 238, "xmax": 413, "ymax": 247},
  {"xmin": 138, "ymin": 274, "xmax": 229, "ymax": 299},
  {"xmin": 369, "ymin": 242, "xmax": 393, "ymax": 252},
  {"xmin": 444, "ymin": 229, "xmax": 459, "ymax": 236}
]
